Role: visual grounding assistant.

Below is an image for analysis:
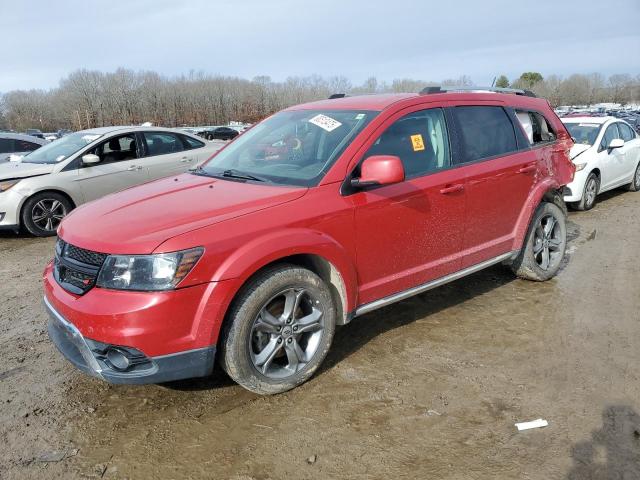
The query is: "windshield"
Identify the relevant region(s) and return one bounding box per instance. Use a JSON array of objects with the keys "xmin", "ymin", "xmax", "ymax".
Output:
[
  {"xmin": 564, "ymin": 123, "xmax": 601, "ymax": 146},
  {"xmin": 21, "ymin": 132, "xmax": 102, "ymax": 164},
  {"xmin": 198, "ymin": 109, "xmax": 377, "ymax": 186}
]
